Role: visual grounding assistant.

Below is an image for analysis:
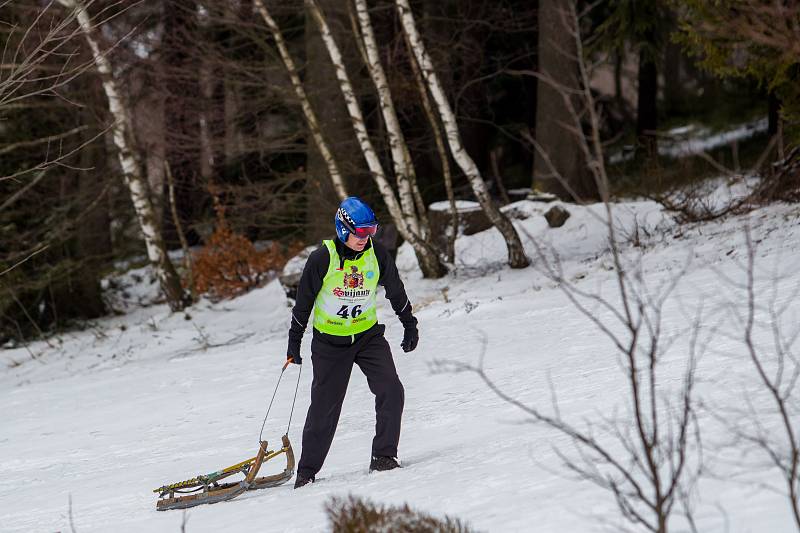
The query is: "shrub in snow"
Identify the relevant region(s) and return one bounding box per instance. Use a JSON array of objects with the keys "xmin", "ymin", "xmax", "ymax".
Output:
[
  {"xmin": 757, "ymin": 146, "xmax": 800, "ymax": 203},
  {"xmin": 190, "ymin": 212, "xmax": 301, "ymax": 301},
  {"xmin": 326, "ymin": 495, "xmax": 476, "ymax": 533}
]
